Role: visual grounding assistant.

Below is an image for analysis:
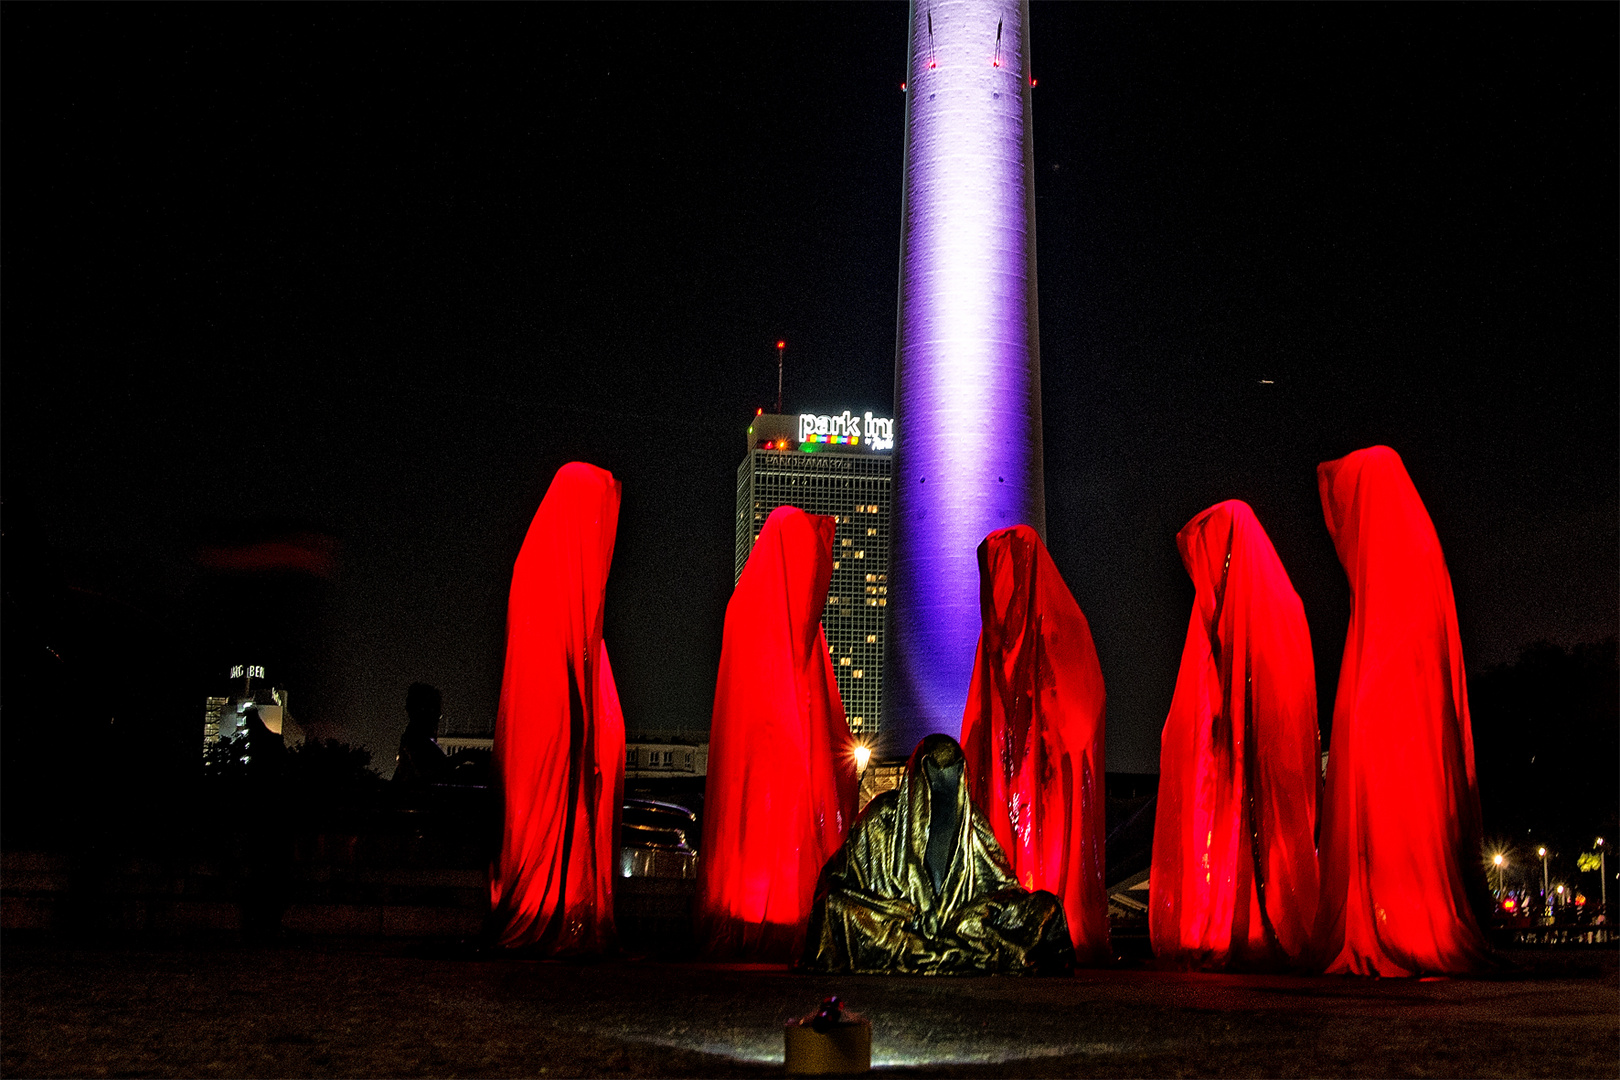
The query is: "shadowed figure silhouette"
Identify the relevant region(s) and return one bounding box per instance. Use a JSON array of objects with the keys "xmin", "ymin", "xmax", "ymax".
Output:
[{"xmin": 393, "ymin": 682, "xmax": 450, "ymax": 787}]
